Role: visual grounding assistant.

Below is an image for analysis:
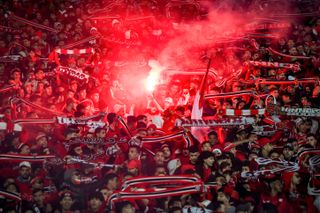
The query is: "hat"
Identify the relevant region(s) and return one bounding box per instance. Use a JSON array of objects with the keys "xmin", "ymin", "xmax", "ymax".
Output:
[
  {"xmin": 147, "ymin": 124, "xmax": 157, "ymax": 130},
  {"xmin": 164, "ymin": 97, "xmax": 173, "ymax": 104},
  {"xmin": 127, "ymin": 160, "xmax": 140, "ymax": 170},
  {"xmin": 223, "ymin": 143, "xmax": 236, "ymax": 152},
  {"xmin": 36, "ymin": 132, "xmax": 46, "ymax": 141},
  {"xmin": 212, "ymin": 148, "xmax": 222, "ymax": 155},
  {"xmin": 112, "ymin": 19, "xmax": 120, "ymax": 27},
  {"xmin": 90, "ymin": 27, "xmax": 97, "ymax": 32},
  {"xmin": 161, "ymin": 143, "xmax": 170, "ymax": 150},
  {"xmin": 17, "ymin": 143, "xmax": 28, "ymax": 150},
  {"xmin": 167, "ymin": 159, "xmax": 181, "ymax": 175},
  {"xmin": 181, "ymin": 164, "xmax": 195, "ymax": 173},
  {"xmin": 19, "ymin": 161, "xmax": 31, "ymax": 168},
  {"xmin": 31, "ymin": 176, "xmax": 43, "ymax": 185},
  {"xmin": 60, "ymin": 190, "xmax": 74, "ymax": 199}
]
